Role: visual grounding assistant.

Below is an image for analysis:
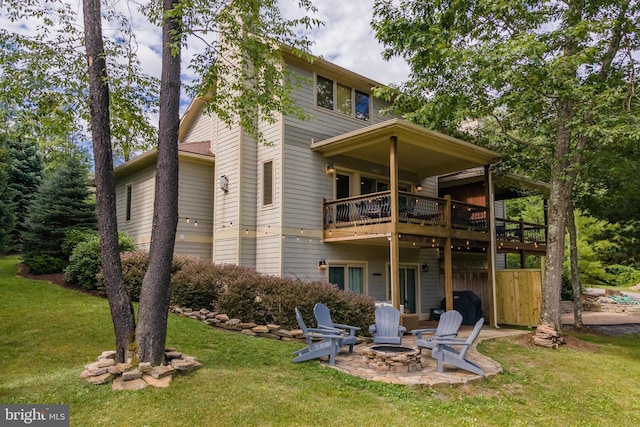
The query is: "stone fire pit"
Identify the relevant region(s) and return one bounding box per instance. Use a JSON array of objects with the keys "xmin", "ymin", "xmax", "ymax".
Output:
[{"xmin": 362, "ymin": 345, "xmax": 422, "ymax": 373}]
